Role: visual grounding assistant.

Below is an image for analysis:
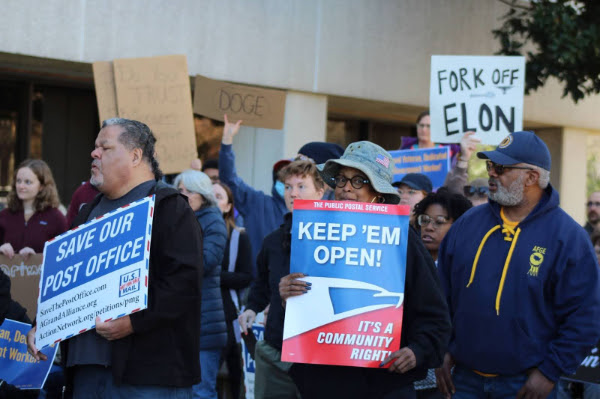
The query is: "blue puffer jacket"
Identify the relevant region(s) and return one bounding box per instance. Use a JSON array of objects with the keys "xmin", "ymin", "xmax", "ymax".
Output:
[{"xmin": 195, "ymin": 206, "xmax": 228, "ymax": 350}]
